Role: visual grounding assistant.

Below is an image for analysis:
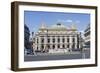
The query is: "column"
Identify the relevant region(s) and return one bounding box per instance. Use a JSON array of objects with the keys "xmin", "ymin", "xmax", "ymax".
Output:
[
  {"xmin": 55, "ymin": 36, "xmax": 57, "ymax": 50},
  {"xmin": 44, "ymin": 36, "xmax": 47, "ymax": 50},
  {"xmin": 75, "ymin": 35, "xmax": 77, "ymax": 49},
  {"xmin": 60, "ymin": 36, "xmax": 62, "ymax": 49},
  {"xmin": 50, "ymin": 36, "xmax": 52, "ymax": 49},
  {"xmin": 33, "ymin": 44, "xmax": 36, "ymax": 51},
  {"xmin": 70, "ymin": 36, "xmax": 72, "ymax": 49},
  {"xmin": 34, "ymin": 37, "xmax": 37, "ymax": 50},
  {"xmin": 78, "ymin": 34, "xmax": 81, "ymax": 49},
  {"xmin": 36, "ymin": 37, "xmax": 39, "ymax": 51},
  {"xmin": 38, "ymin": 36, "xmax": 41, "ymax": 50},
  {"xmin": 65, "ymin": 36, "xmax": 67, "ymax": 49}
]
